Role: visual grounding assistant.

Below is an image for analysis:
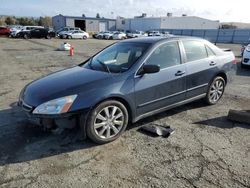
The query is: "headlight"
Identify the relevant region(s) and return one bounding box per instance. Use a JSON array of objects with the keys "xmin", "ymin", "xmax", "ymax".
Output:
[
  {"xmin": 33, "ymin": 95, "xmax": 77, "ymax": 114},
  {"xmin": 246, "ymin": 46, "xmax": 250, "ymax": 52}
]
